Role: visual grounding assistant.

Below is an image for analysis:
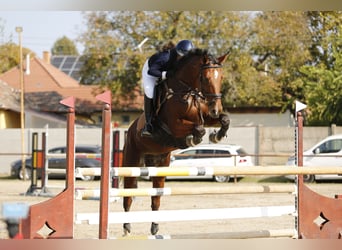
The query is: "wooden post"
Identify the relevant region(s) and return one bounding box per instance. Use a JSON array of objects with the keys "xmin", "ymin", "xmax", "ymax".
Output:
[{"xmin": 96, "ymin": 91, "xmax": 112, "ymax": 239}]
